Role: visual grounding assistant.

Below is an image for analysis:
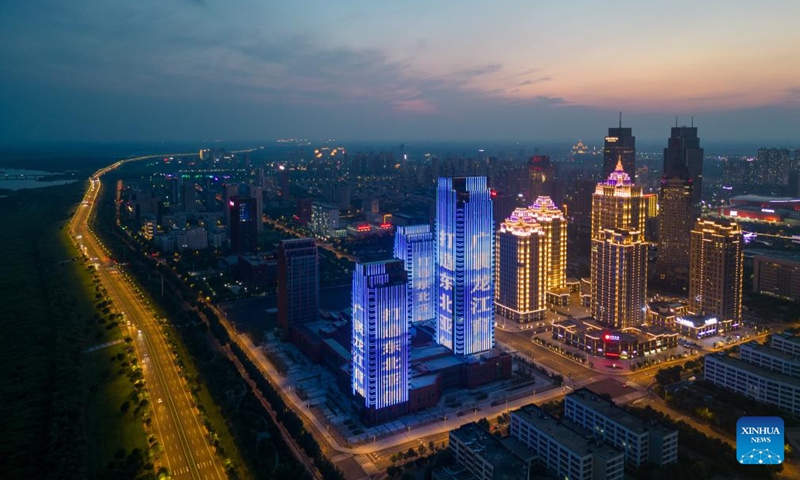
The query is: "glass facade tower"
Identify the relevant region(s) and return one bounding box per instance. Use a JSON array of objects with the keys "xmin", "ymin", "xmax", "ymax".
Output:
[
  {"xmin": 351, "ymin": 260, "xmax": 409, "ymax": 411},
  {"xmin": 394, "ymin": 225, "xmax": 436, "ymax": 324},
  {"xmin": 436, "ymin": 177, "xmax": 495, "ymax": 355}
]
